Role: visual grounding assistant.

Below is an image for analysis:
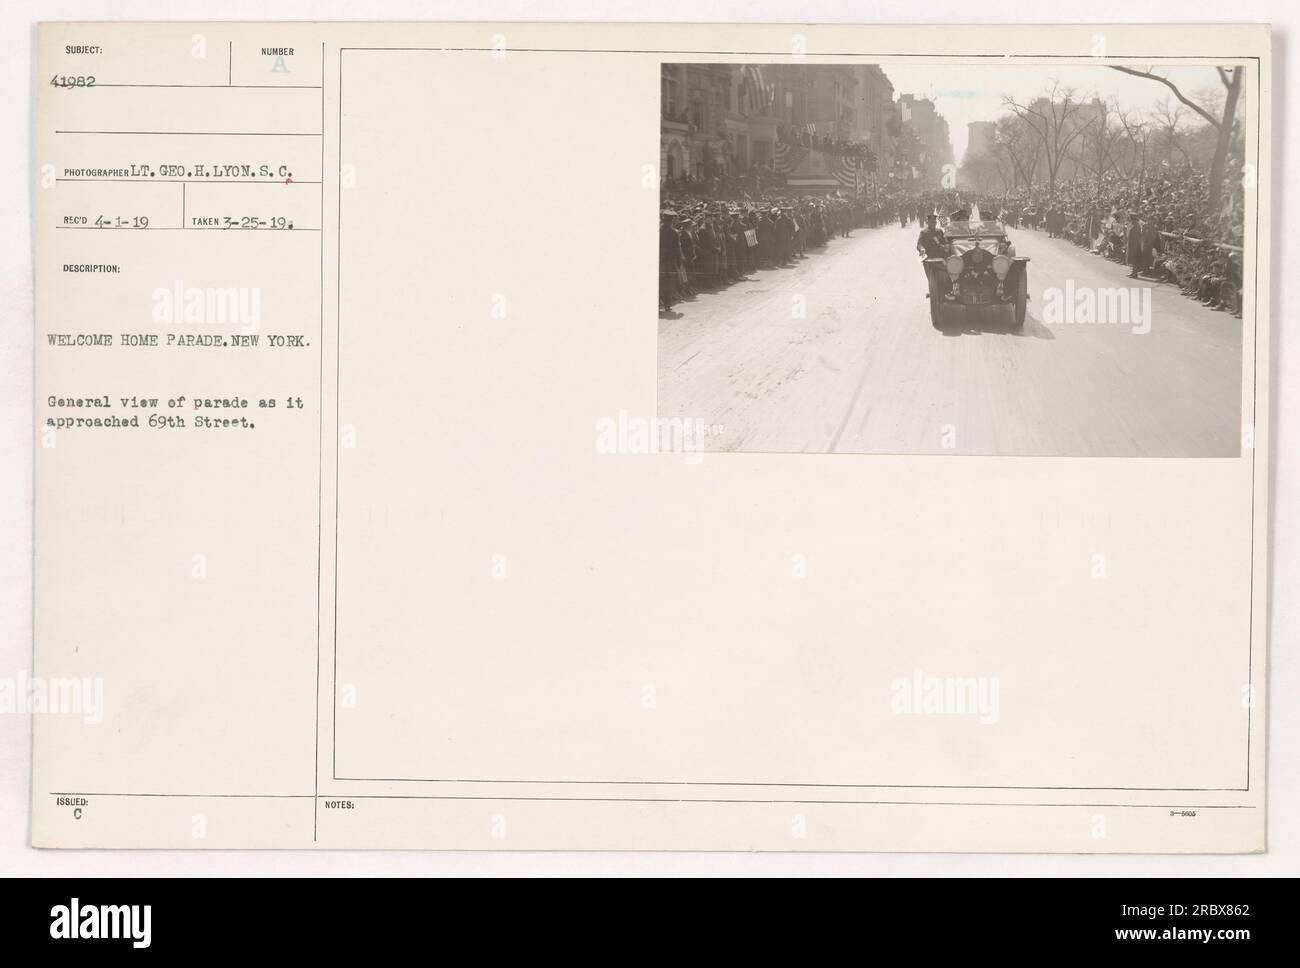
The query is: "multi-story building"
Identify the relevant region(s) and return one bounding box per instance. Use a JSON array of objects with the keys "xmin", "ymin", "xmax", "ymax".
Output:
[
  {"xmin": 854, "ymin": 65, "xmax": 897, "ymax": 177},
  {"xmin": 661, "ymin": 64, "xmax": 867, "ymax": 182},
  {"xmin": 765, "ymin": 64, "xmax": 860, "ymax": 141},
  {"xmin": 810, "ymin": 65, "xmax": 859, "ymax": 140},
  {"xmin": 660, "ymin": 63, "xmax": 735, "ymax": 180},
  {"xmin": 965, "ymin": 121, "xmax": 996, "ymax": 164},
  {"xmin": 660, "ymin": 64, "xmax": 952, "ymax": 192},
  {"xmin": 898, "ymin": 94, "xmax": 955, "ymax": 187}
]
